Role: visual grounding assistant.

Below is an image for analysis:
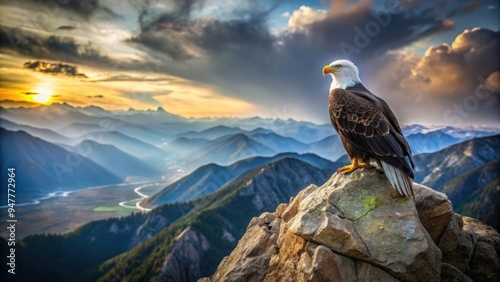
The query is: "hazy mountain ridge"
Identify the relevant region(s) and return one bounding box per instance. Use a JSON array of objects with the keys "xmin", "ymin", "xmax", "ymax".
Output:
[
  {"xmin": 1, "ymin": 103, "xmax": 498, "ymax": 212},
  {"xmin": 402, "ymin": 124, "xmax": 500, "ymax": 138},
  {"xmin": 77, "ymin": 130, "xmax": 168, "ymax": 161},
  {"xmin": 0, "ymin": 118, "xmax": 73, "ymax": 145},
  {"xmin": 306, "ymin": 134, "xmax": 345, "ymax": 161},
  {"xmin": 146, "ymin": 152, "xmax": 346, "ymax": 207},
  {"xmin": 414, "ymin": 135, "xmax": 500, "ymax": 189},
  {"xmin": 441, "ymin": 159, "xmax": 500, "ymax": 230},
  {"xmin": 172, "ymin": 125, "xmax": 243, "ymax": 140},
  {"xmin": 162, "ymin": 136, "xmax": 210, "ymax": 154},
  {"xmin": 414, "ymin": 135, "xmax": 500, "ymax": 229},
  {"xmin": 60, "ymin": 120, "xmax": 170, "ymax": 146},
  {"xmin": 1, "ymin": 103, "xmax": 498, "ymax": 205},
  {"xmin": 248, "ymin": 132, "xmax": 309, "ymax": 152},
  {"xmin": 406, "ymin": 131, "xmax": 461, "ymax": 154},
  {"xmin": 2, "ymin": 104, "xmax": 497, "ymax": 157},
  {"xmin": 194, "ymin": 133, "xmax": 275, "ymax": 166},
  {"xmin": 0, "ymin": 128, "xmax": 122, "ymax": 204},
  {"xmin": 72, "ymin": 140, "xmax": 161, "ymax": 179}
]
